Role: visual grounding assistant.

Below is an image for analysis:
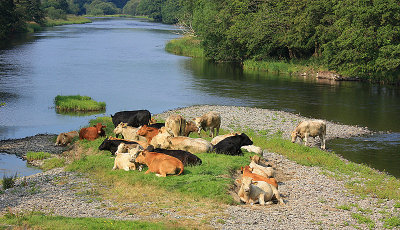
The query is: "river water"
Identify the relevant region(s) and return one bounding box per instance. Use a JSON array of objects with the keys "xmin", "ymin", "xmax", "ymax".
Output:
[{"xmin": 0, "ymin": 18, "xmax": 399, "ymax": 177}]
